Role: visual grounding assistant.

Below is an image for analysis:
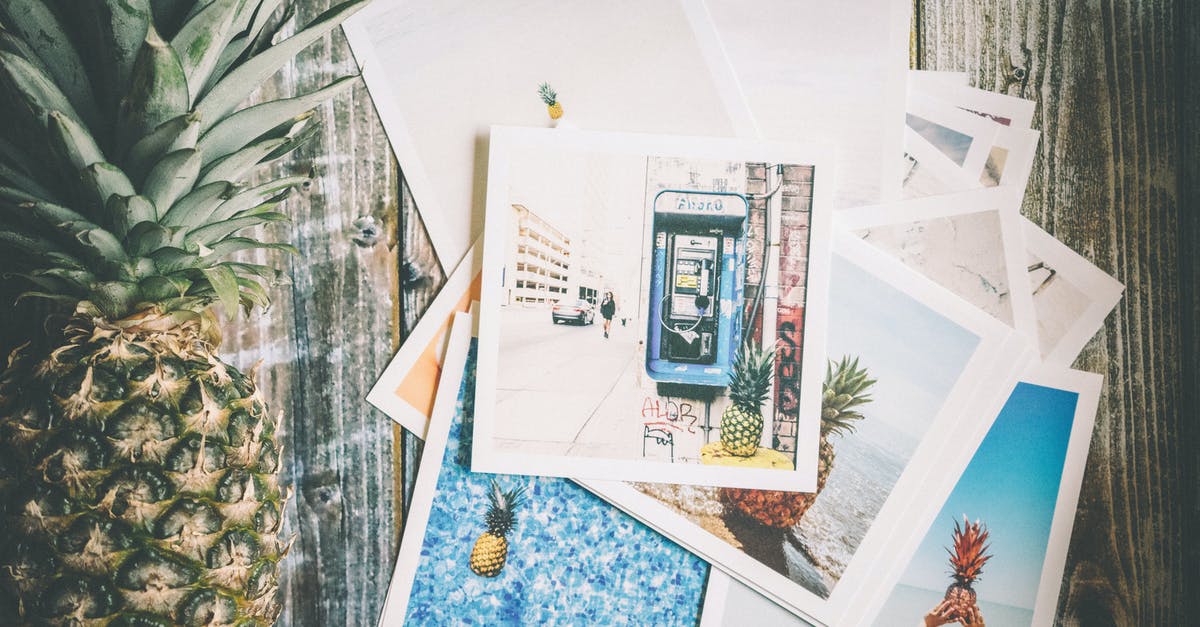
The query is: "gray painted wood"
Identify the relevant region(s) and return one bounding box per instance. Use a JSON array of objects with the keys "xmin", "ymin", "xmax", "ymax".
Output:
[
  {"xmin": 217, "ymin": 3, "xmax": 440, "ymax": 625},
  {"xmin": 916, "ymin": 1, "xmax": 1188, "ymax": 624}
]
